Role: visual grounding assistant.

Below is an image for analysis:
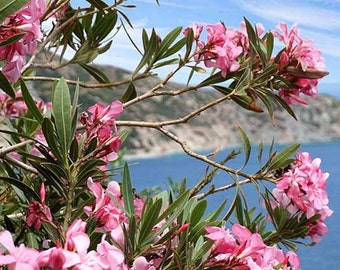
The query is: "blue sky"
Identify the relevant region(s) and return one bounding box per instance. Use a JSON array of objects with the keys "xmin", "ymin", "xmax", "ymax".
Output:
[{"xmin": 73, "ymin": 0, "xmax": 340, "ymax": 96}]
